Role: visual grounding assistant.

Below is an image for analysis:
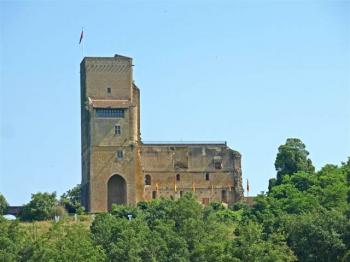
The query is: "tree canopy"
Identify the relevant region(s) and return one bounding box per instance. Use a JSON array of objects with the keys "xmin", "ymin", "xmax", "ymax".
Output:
[
  {"xmin": 60, "ymin": 184, "xmax": 84, "ymax": 214},
  {"xmin": 272, "ymin": 138, "xmax": 315, "ymax": 187},
  {"xmin": 19, "ymin": 192, "xmax": 57, "ymax": 221}
]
